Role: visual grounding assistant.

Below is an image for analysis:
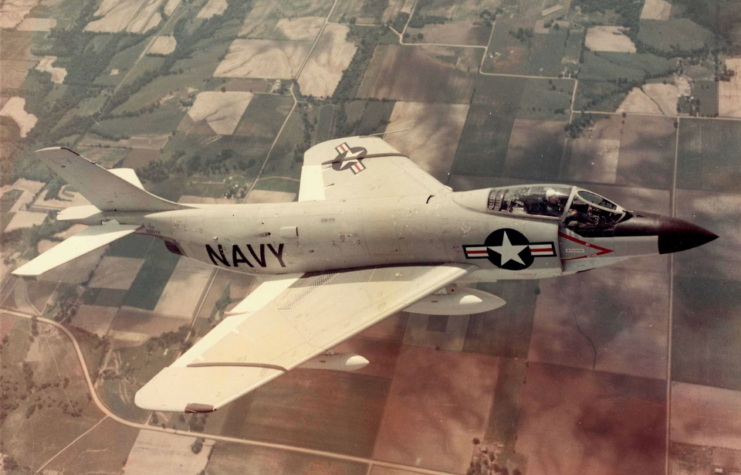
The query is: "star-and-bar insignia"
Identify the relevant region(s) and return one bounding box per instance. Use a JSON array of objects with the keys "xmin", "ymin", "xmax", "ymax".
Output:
[
  {"xmin": 464, "ymin": 242, "xmax": 555, "ymax": 259},
  {"xmin": 333, "ymin": 143, "xmax": 367, "ymax": 175}
]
